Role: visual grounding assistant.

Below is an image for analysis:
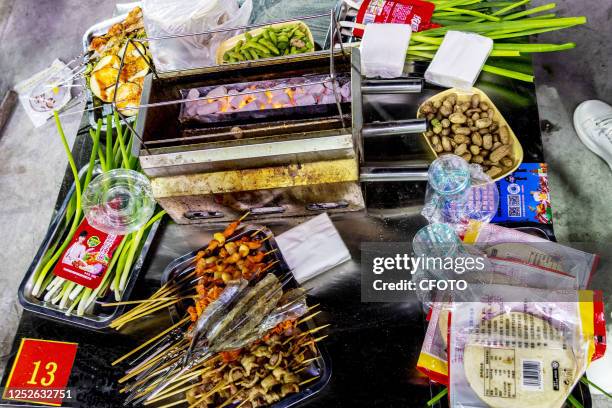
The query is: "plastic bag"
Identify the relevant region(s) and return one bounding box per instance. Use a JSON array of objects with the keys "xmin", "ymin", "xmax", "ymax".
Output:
[
  {"xmin": 422, "ymin": 156, "xmax": 499, "ymax": 225},
  {"xmin": 143, "ymin": 0, "xmax": 253, "ymax": 72},
  {"xmin": 461, "ymin": 220, "xmax": 599, "ymax": 289},
  {"xmin": 415, "ymin": 259, "xmax": 584, "ymax": 386},
  {"xmin": 448, "ymin": 285, "xmax": 604, "ymax": 408}
]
